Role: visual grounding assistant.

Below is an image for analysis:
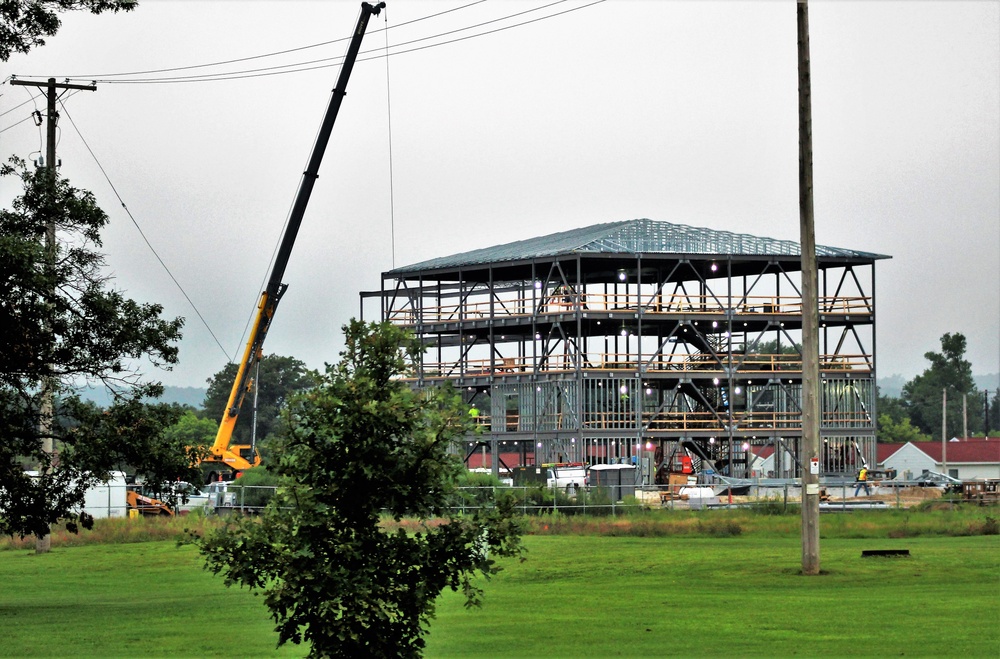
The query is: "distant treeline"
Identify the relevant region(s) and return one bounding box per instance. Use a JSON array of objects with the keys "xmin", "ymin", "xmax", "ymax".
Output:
[
  {"xmin": 77, "ymin": 385, "xmax": 207, "ymax": 409},
  {"xmin": 878, "ymin": 373, "xmax": 998, "ymax": 399}
]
